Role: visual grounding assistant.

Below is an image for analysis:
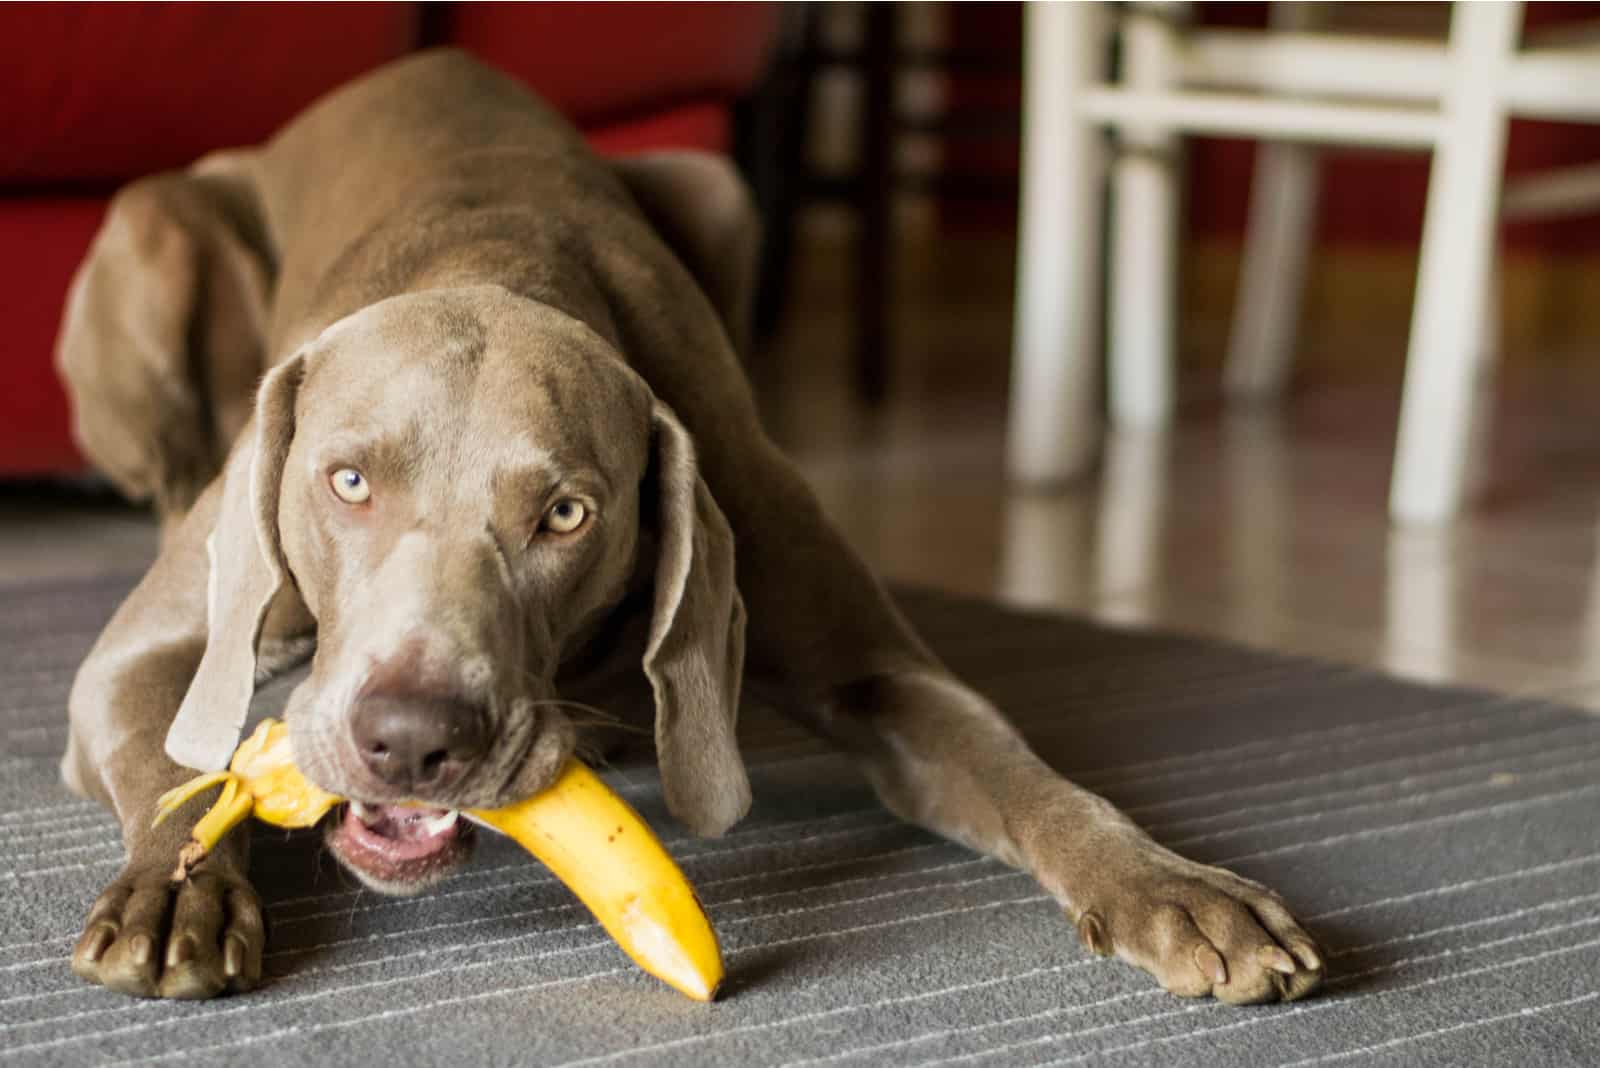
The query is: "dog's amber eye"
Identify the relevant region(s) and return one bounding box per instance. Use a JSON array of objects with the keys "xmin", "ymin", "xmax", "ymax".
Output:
[
  {"xmin": 330, "ymin": 467, "xmax": 371, "ymax": 504},
  {"xmin": 542, "ymin": 498, "xmax": 587, "ymax": 534}
]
